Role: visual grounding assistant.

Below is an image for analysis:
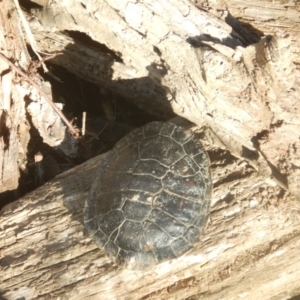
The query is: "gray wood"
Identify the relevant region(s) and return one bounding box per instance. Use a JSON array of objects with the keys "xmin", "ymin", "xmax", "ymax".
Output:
[
  {"xmin": 1, "ymin": 139, "xmax": 300, "ymax": 299},
  {"xmin": 28, "ymin": 0, "xmax": 300, "ymax": 198},
  {"xmin": 1, "ymin": 0, "xmax": 300, "ymax": 299}
]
